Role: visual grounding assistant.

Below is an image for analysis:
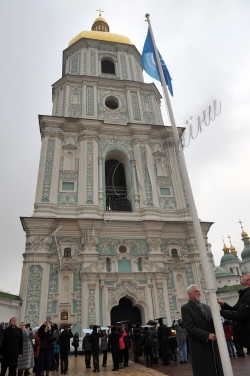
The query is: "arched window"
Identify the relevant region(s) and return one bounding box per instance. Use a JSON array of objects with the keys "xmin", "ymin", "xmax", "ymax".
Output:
[
  {"xmin": 61, "ymin": 311, "xmax": 68, "ymax": 320},
  {"xmin": 171, "ymin": 248, "xmax": 178, "ymax": 257},
  {"xmin": 230, "ymin": 267, "xmax": 233, "ymax": 274},
  {"xmin": 101, "ymin": 59, "xmax": 115, "ymax": 74},
  {"xmin": 64, "ymin": 248, "xmax": 71, "ymax": 257}
]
